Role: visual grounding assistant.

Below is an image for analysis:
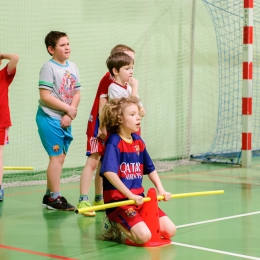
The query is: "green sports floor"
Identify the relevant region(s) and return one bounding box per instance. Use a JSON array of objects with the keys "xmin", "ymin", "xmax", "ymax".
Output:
[{"xmin": 1, "ymin": 160, "xmax": 260, "ymax": 260}]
